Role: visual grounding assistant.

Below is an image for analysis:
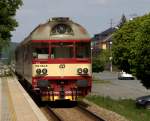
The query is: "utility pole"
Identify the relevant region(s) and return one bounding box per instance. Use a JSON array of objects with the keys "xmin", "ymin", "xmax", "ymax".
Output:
[
  {"xmin": 109, "ymin": 19, "xmax": 113, "ymax": 72},
  {"xmin": 110, "ymin": 19, "xmax": 113, "ymax": 28},
  {"xmin": 109, "ymin": 41, "xmax": 112, "ymax": 72}
]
